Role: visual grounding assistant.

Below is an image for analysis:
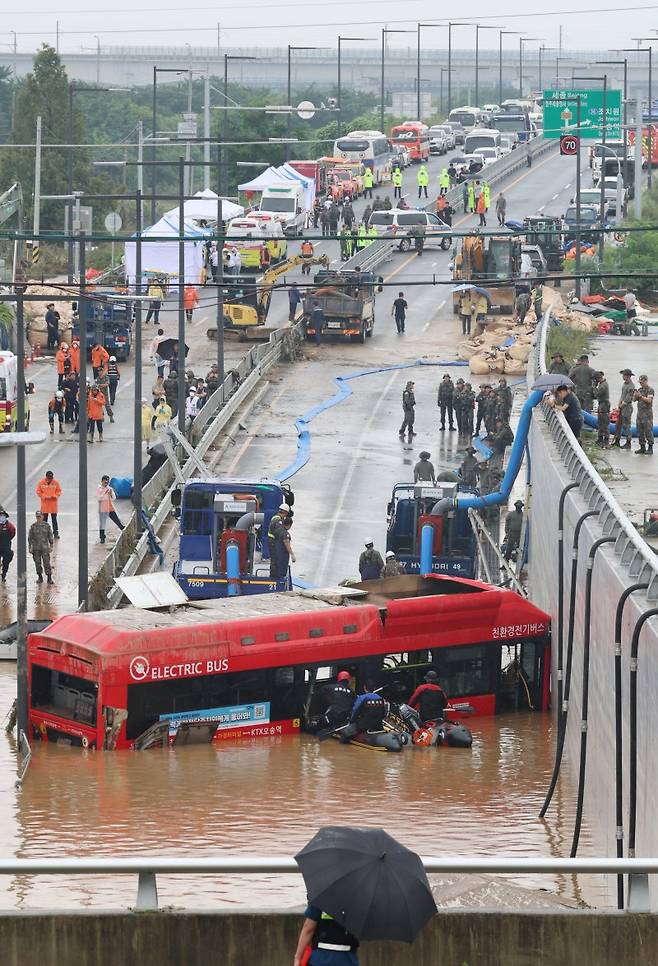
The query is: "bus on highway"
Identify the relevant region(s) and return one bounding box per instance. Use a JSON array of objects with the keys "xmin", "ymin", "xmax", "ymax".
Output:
[
  {"xmin": 492, "ymin": 112, "xmax": 533, "ymax": 143},
  {"xmin": 448, "ymin": 106, "xmax": 485, "ymax": 133},
  {"xmin": 389, "ymin": 121, "xmax": 430, "ymax": 163},
  {"xmin": 27, "ymin": 575, "xmax": 551, "ymax": 750},
  {"xmin": 333, "ymin": 129, "xmax": 391, "ymax": 182}
]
